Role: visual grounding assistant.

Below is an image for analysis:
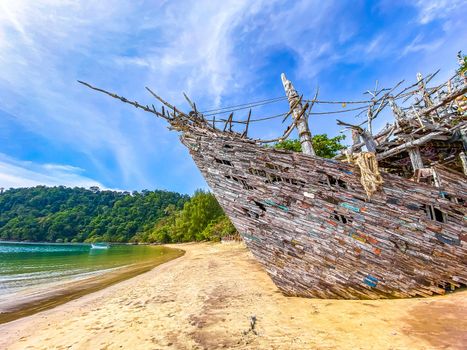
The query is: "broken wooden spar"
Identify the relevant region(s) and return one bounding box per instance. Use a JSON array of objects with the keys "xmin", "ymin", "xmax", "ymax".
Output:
[
  {"xmin": 281, "ymin": 73, "xmax": 315, "ymax": 155},
  {"xmin": 387, "ymin": 97, "xmax": 424, "ymax": 171}
]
